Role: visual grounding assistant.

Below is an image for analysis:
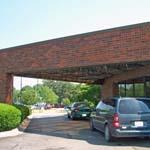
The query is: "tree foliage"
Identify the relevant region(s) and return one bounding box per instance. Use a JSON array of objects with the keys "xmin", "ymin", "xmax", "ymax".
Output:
[
  {"xmin": 13, "ymin": 80, "xmax": 101, "ymax": 107},
  {"xmin": 34, "ymin": 85, "xmax": 59, "ymax": 104},
  {"xmin": 43, "ymin": 80, "xmax": 101, "ymax": 107},
  {"xmin": 71, "ymin": 84, "xmax": 101, "ymax": 107},
  {"xmin": 62, "ymin": 98, "xmax": 71, "ymax": 106},
  {"xmin": 43, "ymin": 80, "xmax": 76, "ymax": 103},
  {"xmin": 20, "ymin": 86, "xmax": 37, "ymax": 105}
]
